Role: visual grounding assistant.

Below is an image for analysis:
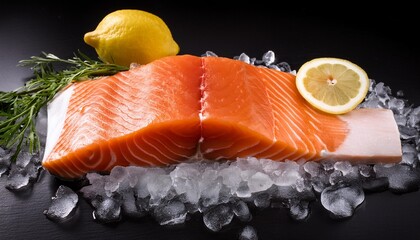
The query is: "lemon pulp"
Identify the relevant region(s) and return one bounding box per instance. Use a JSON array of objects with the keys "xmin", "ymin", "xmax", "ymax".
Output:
[{"xmin": 295, "ymin": 58, "xmax": 370, "ymax": 114}]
